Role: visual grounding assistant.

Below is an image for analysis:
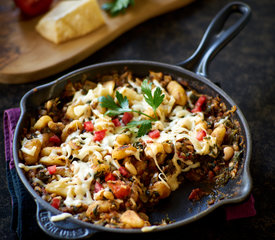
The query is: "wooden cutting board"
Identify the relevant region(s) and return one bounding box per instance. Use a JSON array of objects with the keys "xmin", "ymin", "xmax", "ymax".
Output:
[{"xmin": 0, "ymin": 0, "xmax": 194, "ymax": 84}]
